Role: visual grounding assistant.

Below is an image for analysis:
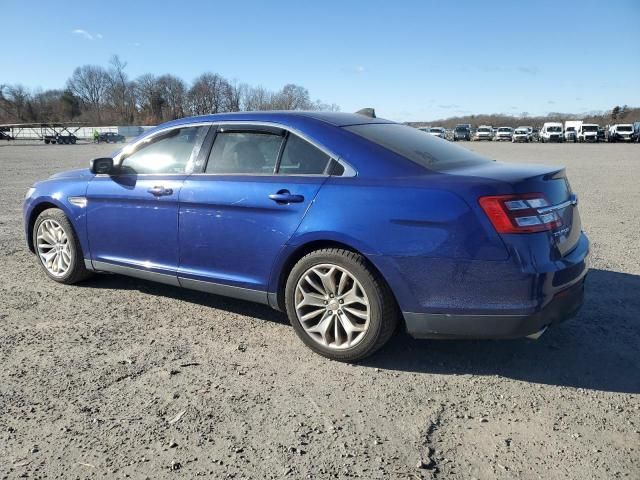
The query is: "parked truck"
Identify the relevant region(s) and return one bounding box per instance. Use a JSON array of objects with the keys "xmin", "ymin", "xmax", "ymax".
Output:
[{"xmin": 43, "ymin": 133, "xmax": 77, "ymax": 145}]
